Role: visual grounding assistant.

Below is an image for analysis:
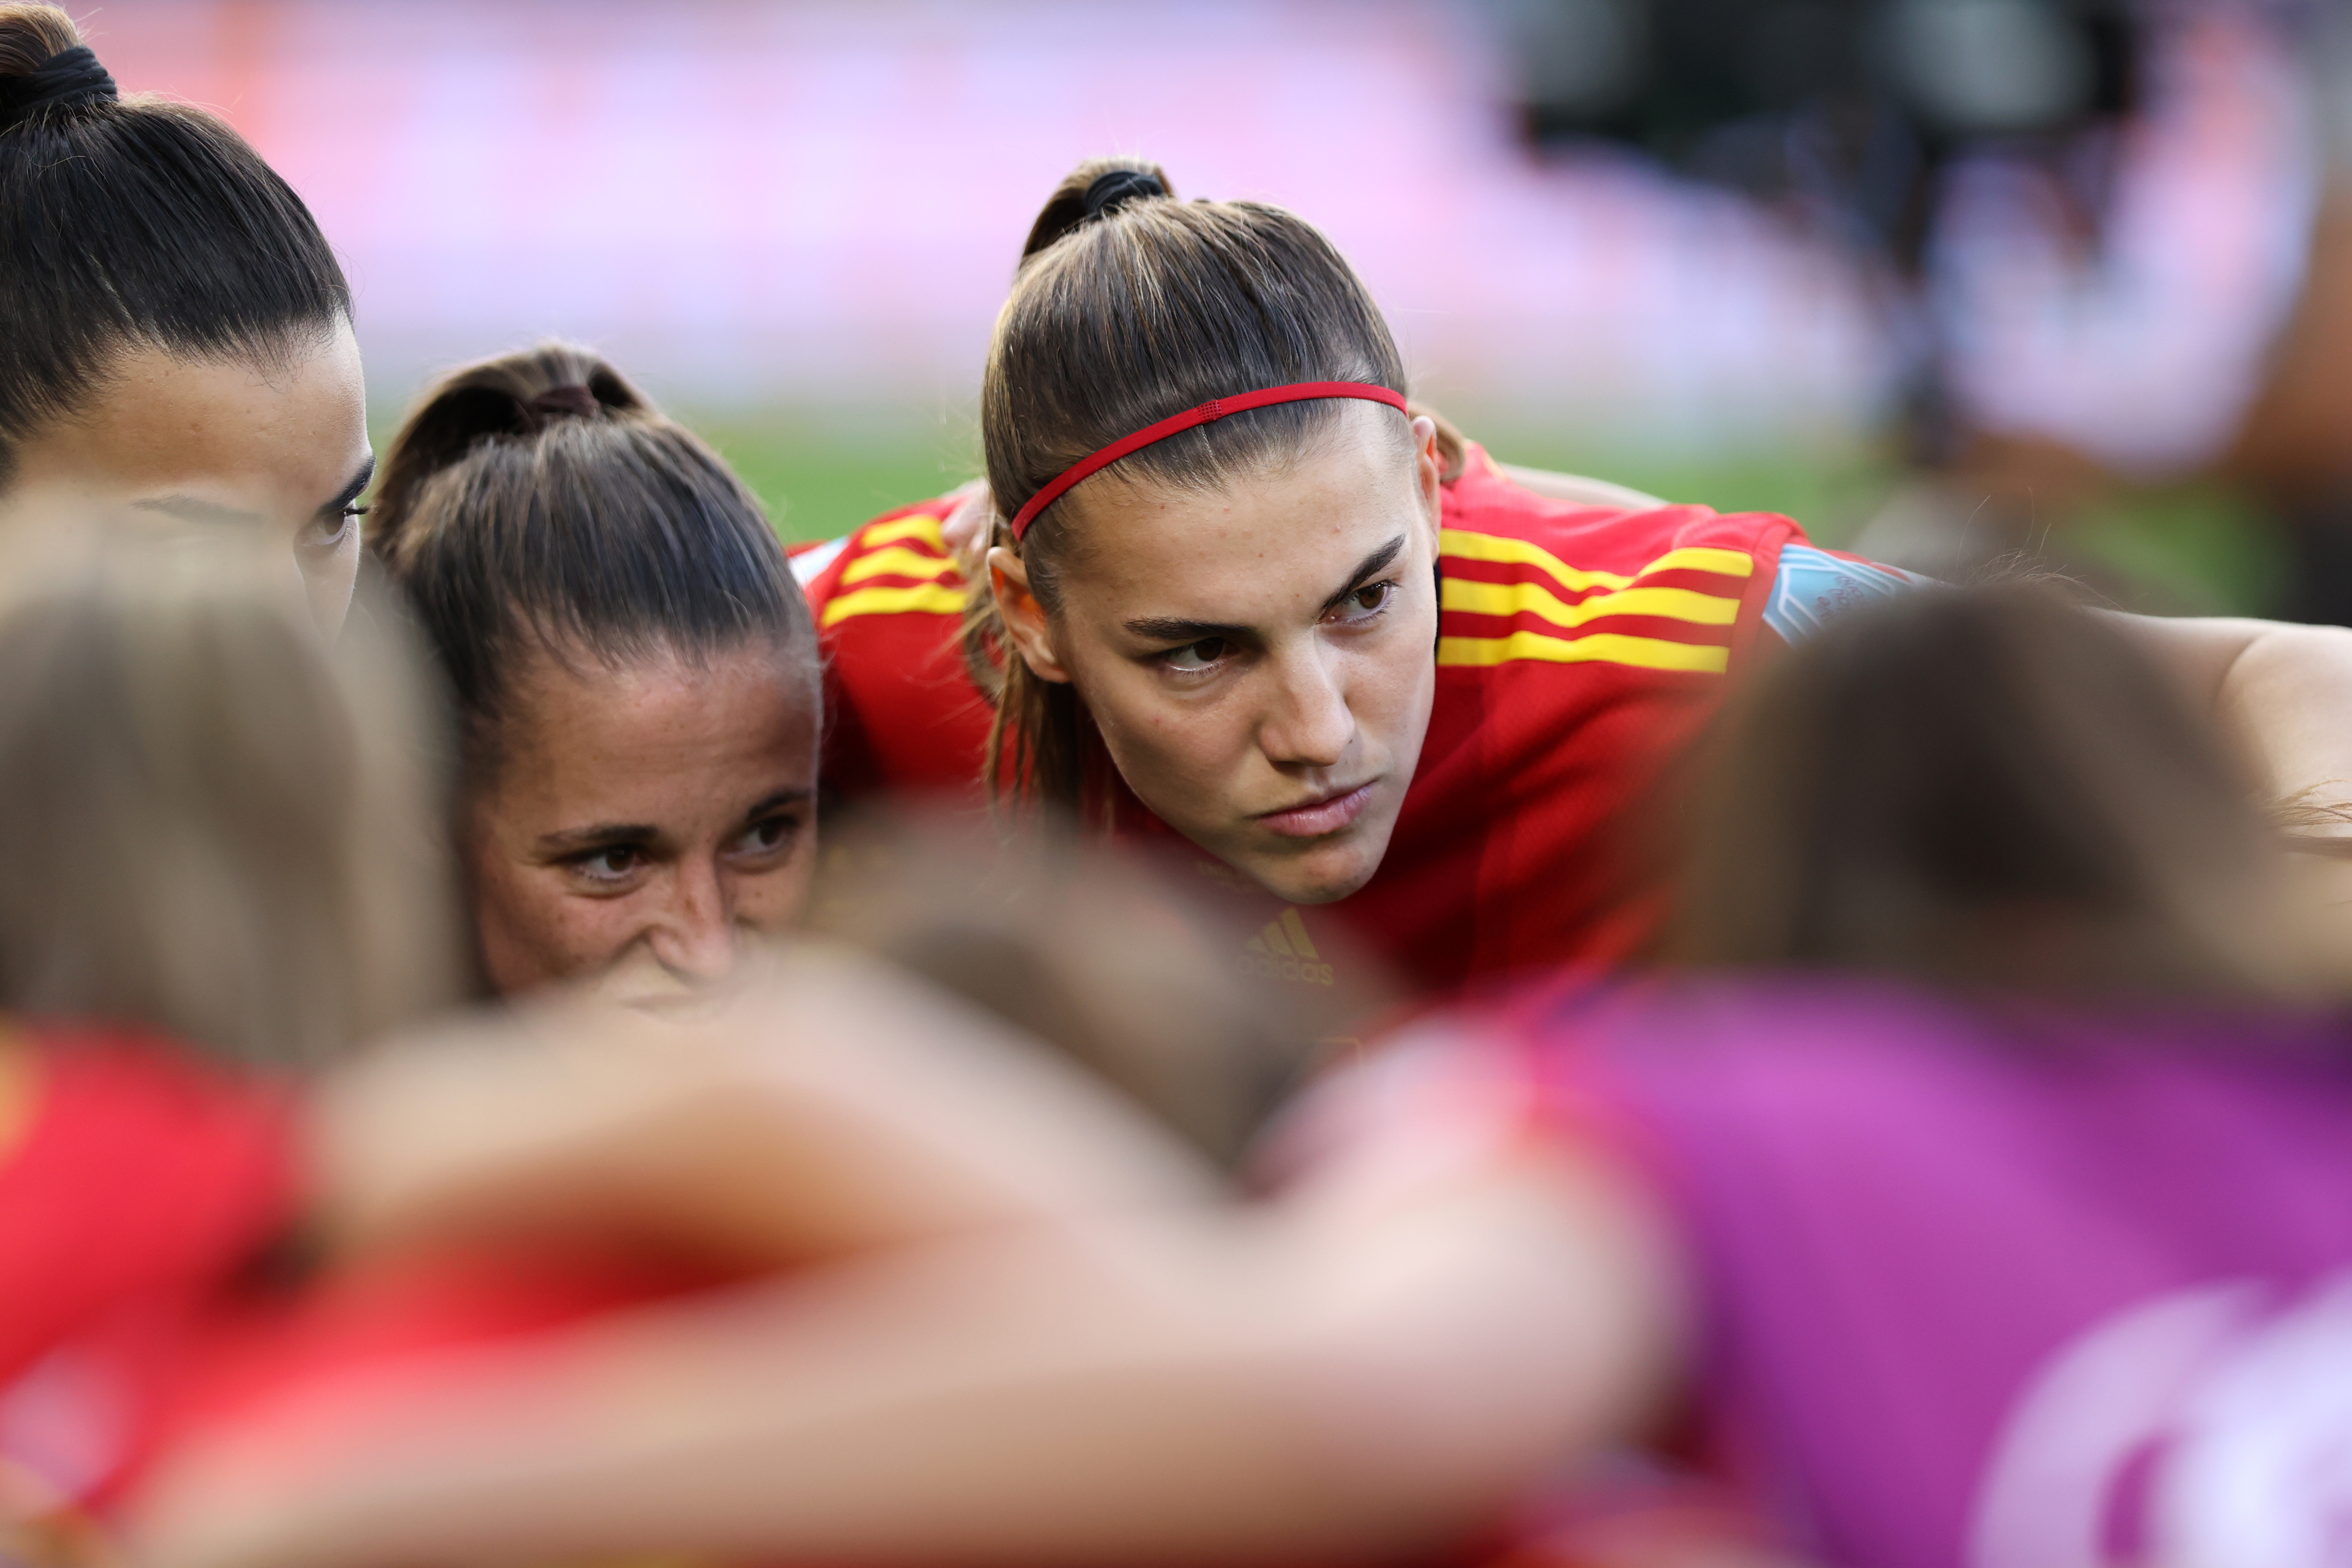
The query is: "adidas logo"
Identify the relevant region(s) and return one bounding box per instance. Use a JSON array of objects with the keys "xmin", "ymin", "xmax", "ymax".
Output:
[{"xmin": 1240, "ymin": 907, "xmax": 1335, "ymax": 986}]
